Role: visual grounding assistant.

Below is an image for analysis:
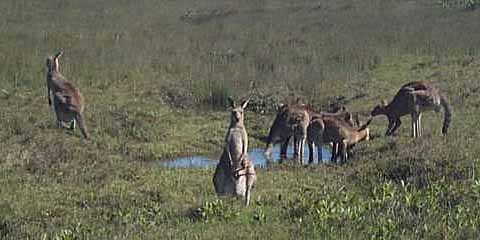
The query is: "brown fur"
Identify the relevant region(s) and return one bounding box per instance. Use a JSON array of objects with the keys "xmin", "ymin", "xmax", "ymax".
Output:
[
  {"xmin": 318, "ymin": 117, "xmax": 372, "ymax": 163},
  {"xmin": 213, "ymin": 99, "xmax": 256, "ymax": 206},
  {"xmin": 264, "ymin": 103, "xmax": 311, "ymax": 163},
  {"xmin": 371, "ymin": 81, "xmax": 451, "ymax": 138},
  {"xmin": 46, "ymin": 51, "xmax": 89, "ymax": 139},
  {"xmin": 307, "ymin": 109, "xmax": 357, "ymax": 163}
]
